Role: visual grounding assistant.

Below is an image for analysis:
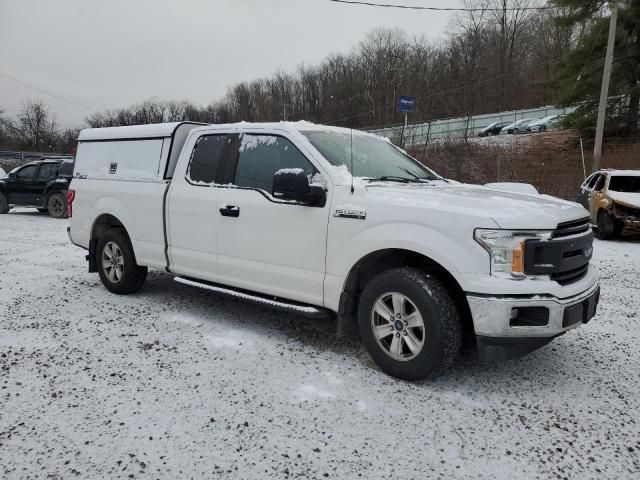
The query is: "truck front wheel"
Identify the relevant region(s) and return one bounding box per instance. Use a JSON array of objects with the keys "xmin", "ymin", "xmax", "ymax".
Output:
[
  {"xmin": 96, "ymin": 229, "xmax": 147, "ymax": 294},
  {"xmin": 358, "ymin": 268, "xmax": 462, "ymax": 381}
]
